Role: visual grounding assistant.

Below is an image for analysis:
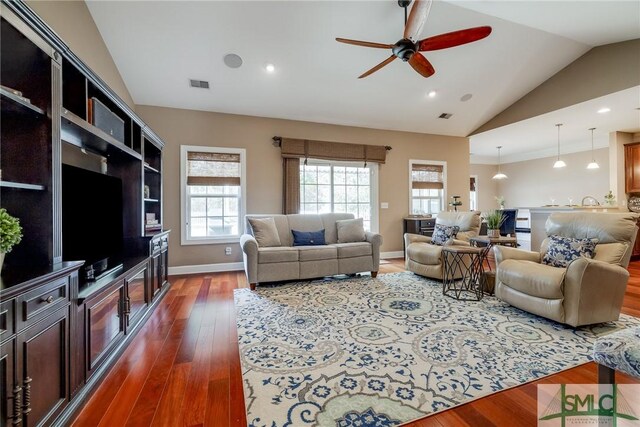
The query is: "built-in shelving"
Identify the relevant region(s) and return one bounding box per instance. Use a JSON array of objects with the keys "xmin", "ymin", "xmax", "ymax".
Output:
[
  {"xmin": 144, "ymin": 163, "xmax": 160, "ymax": 174},
  {"xmin": 61, "ymin": 109, "xmax": 142, "ymax": 161},
  {"xmin": 1, "ymin": 87, "xmax": 46, "ymax": 115},
  {"xmin": 144, "ymin": 198, "xmax": 159, "ymax": 203},
  {"xmin": 0, "ymin": 180, "xmax": 46, "ymax": 191}
]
